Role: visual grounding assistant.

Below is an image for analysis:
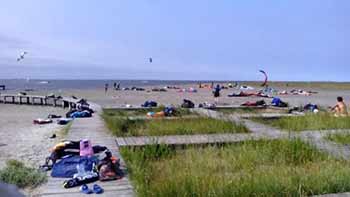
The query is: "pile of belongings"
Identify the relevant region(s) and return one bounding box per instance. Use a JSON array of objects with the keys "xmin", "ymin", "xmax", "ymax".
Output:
[
  {"xmin": 151, "ymin": 88, "xmax": 167, "ymax": 92},
  {"xmin": 290, "ymin": 89, "xmax": 318, "ymax": 96},
  {"xmin": 198, "ymin": 102, "xmax": 216, "ymax": 109},
  {"xmin": 260, "ymin": 86, "xmax": 278, "ymax": 94},
  {"xmin": 228, "ymin": 91, "xmax": 271, "ymax": 98},
  {"xmin": 271, "ymin": 97, "xmax": 288, "ymax": 107},
  {"xmin": 122, "ymin": 87, "xmax": 145, "ymax": 91},
  {"xmin": 147, "ymin": 106, "xmax": 176, "ymax": 117},
  {"xmin": 77, "ymin": 99, "xmax": 94, "ymax": 114},
  {"xmin": 288, "ymin": 103, "xmax": 319, "ymax": 114},
  {"xmin": 181, "ymin": 99, "xmax": 195, "ymax": 108},
  {"xmin": 67, "ymin": 109, "xmax": 92, "ymax": 118},
  {"xmin": 240, "ymin": 85, "xmax": 254, "ymax": 91},
  {"xmin": 177, "ymin": 87, "xmax": 197, "ymax": 93},
  {"xmin": 47, "ymin": 114, "xmax": 73, "ymax": 125},
  {"xmin": 278, "ymin": 90, "xmax": 288, "ymax": 95},
  {"xmin": 33, "ymin": 118, "xmax": 53, "ymax": 125},
  {"xmin": 241, "ymin": 100, "xmax": 266, "ymax": 107},
  {"xmin": 34, "ymin": 113, "xmax": 64, "ymax": 125},
  {"xmin": 57, "ymin": 118, "xmax": 73, "ymax": 125},
  {"xmin": 40, "ymin": 139, "xmax": 123, "ymax": 189},
  {"xmin": 164, "ymin": 86, "xmax": 180, "ymax": 89},
  {"xmin": 141, "ymin": 100, "xmax": 157, "ymax": 107}
]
